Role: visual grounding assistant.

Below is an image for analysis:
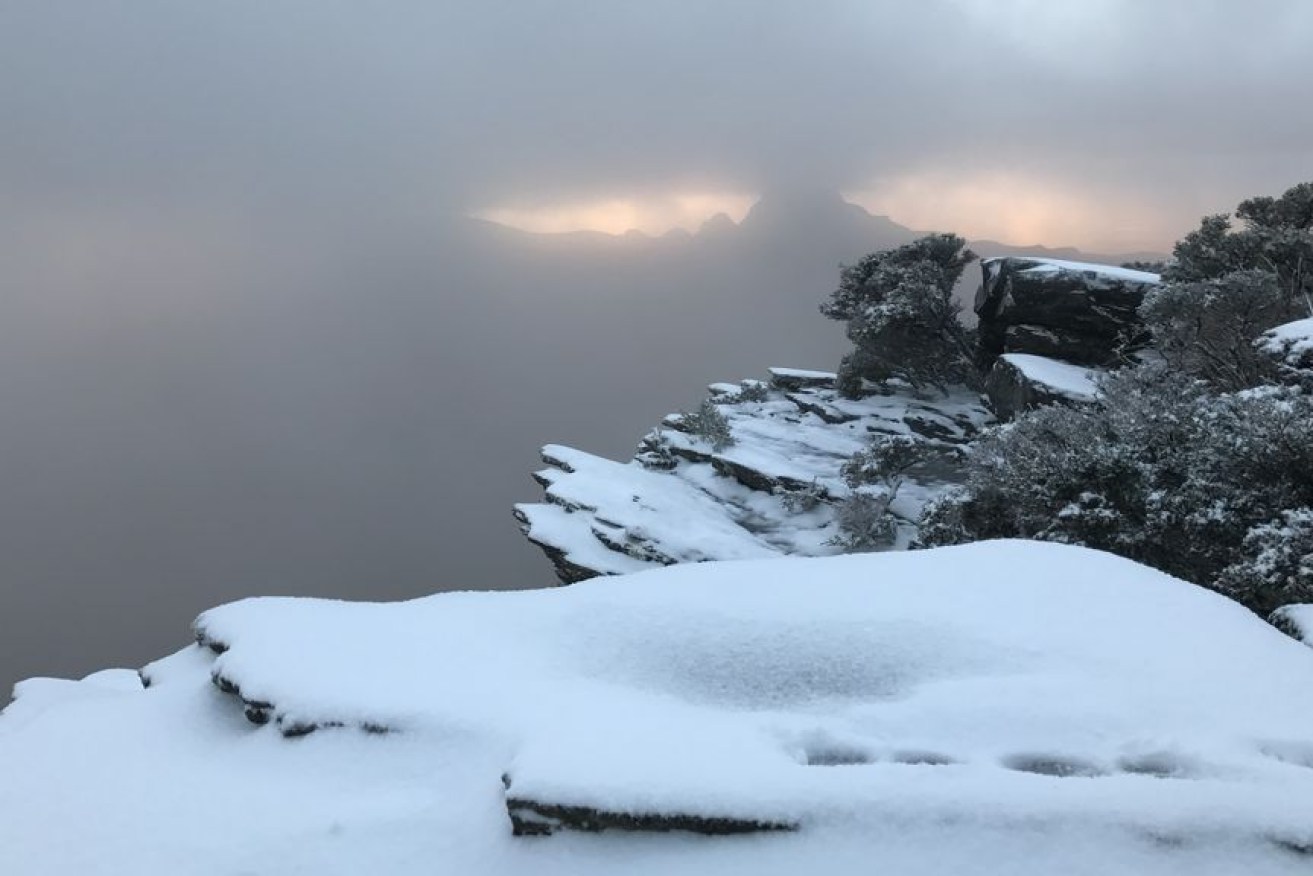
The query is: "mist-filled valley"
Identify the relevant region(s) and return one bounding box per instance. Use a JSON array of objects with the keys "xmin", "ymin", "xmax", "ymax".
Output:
[{"xmin": 3, "ymin": 179, "xmax": 1172, "ymax": 690}]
